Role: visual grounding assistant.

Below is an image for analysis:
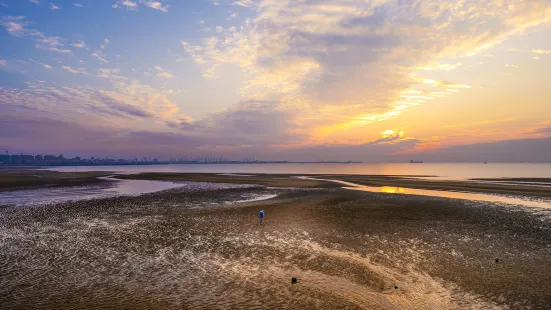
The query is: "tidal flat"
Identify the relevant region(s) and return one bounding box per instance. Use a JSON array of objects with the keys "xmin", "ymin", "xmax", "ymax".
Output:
[{"xmin": 1, "ymin": 172, "xmax": 550, "ymax": 309}]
